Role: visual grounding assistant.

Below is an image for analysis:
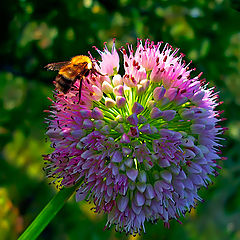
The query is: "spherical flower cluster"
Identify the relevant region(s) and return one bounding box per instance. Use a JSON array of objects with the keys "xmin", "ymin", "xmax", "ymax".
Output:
[{"xmin": 44, "ymin": 39, "xmax": 225, "ymax": 235}]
